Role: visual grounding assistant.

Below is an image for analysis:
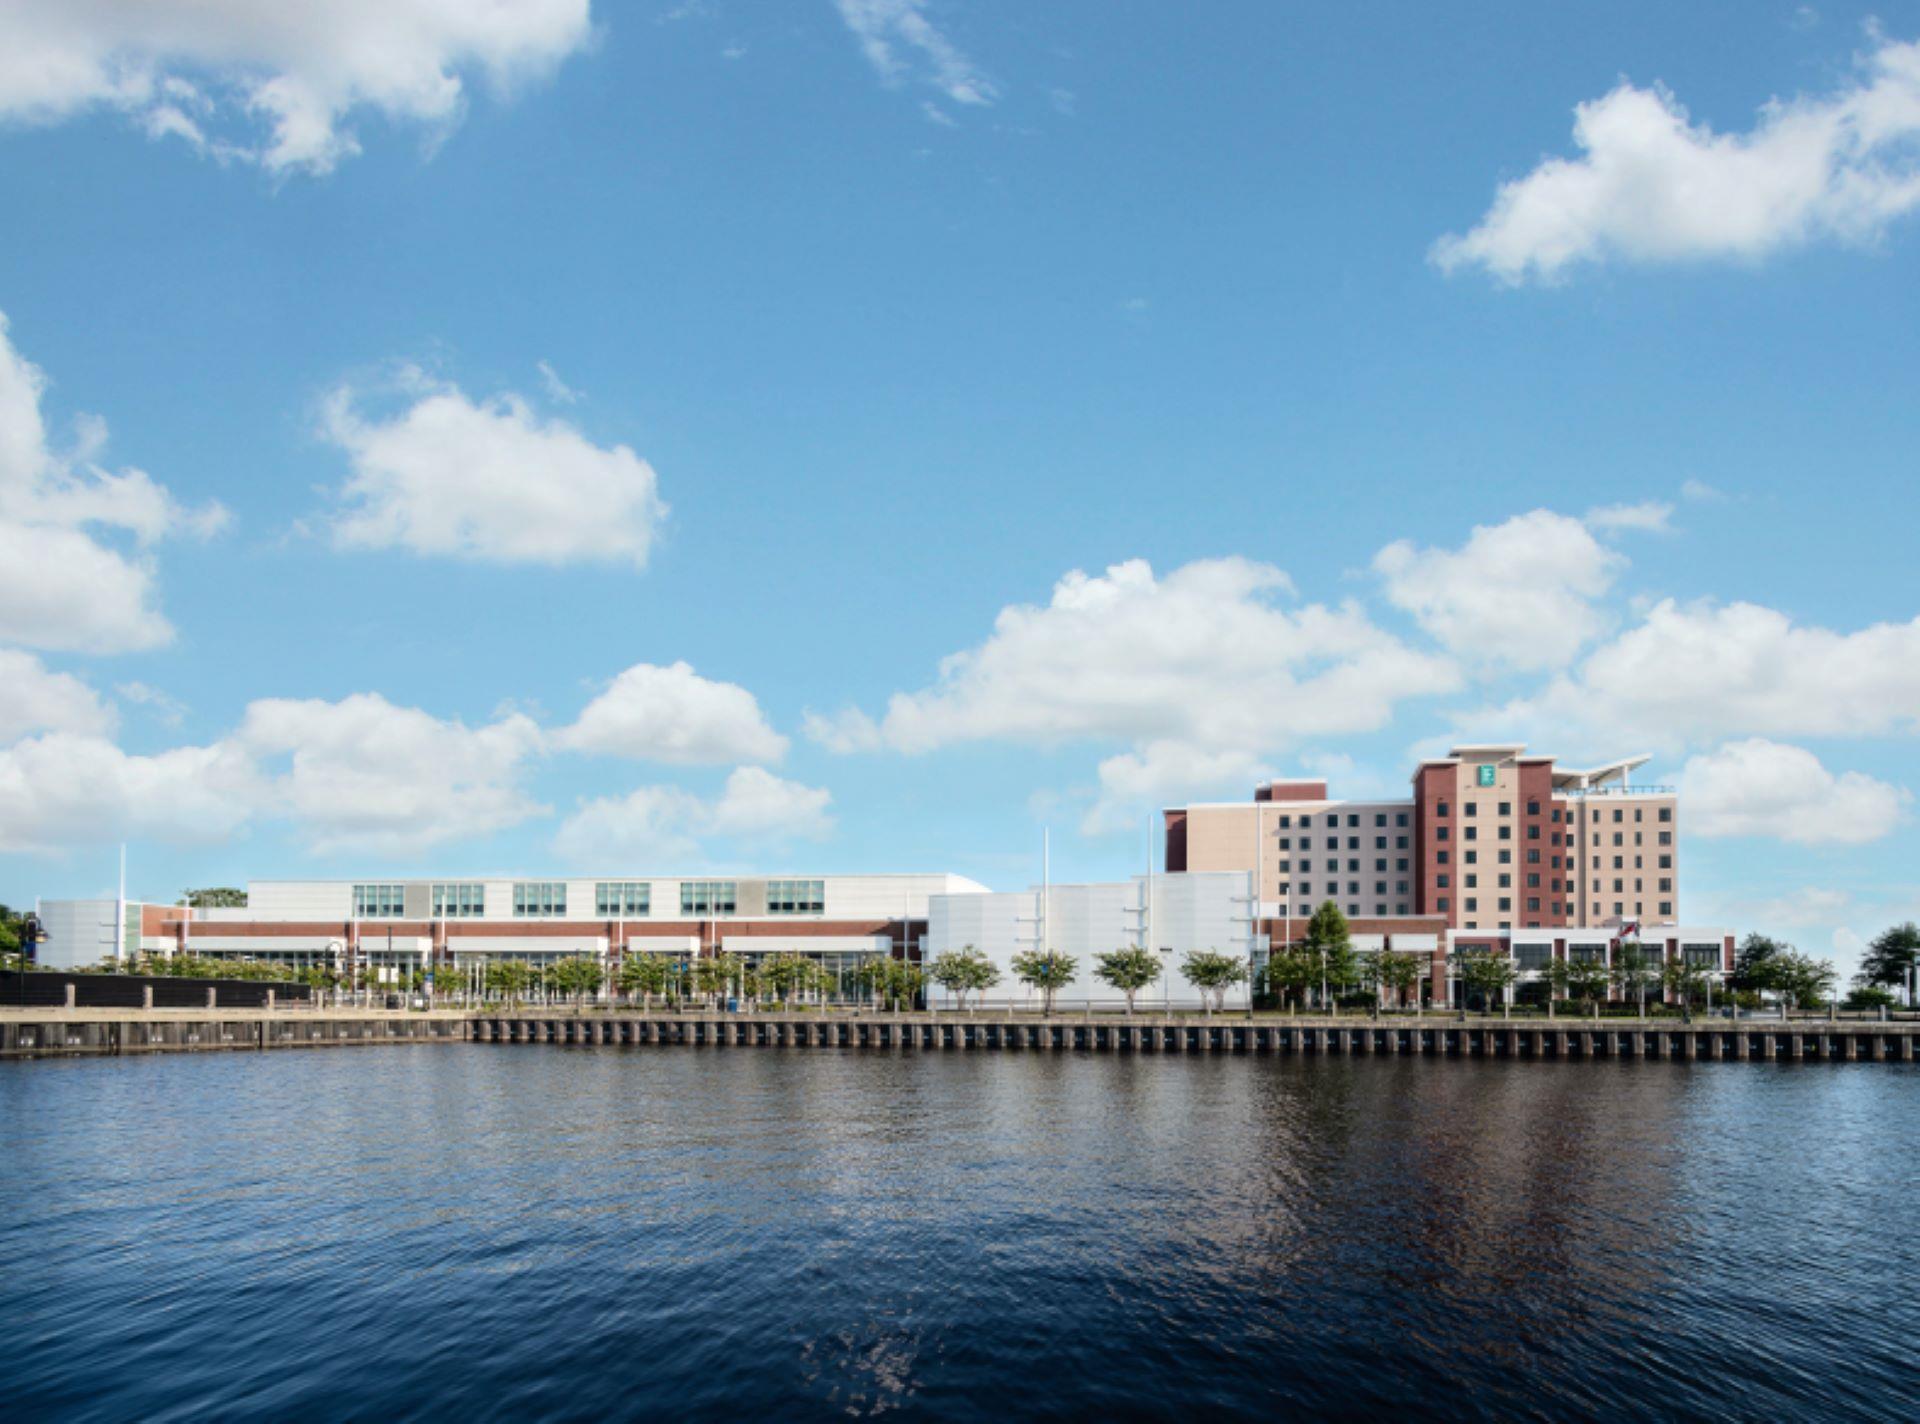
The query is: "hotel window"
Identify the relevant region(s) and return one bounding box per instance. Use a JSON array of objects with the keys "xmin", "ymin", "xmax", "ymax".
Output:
[
  {"xmin": 1634, "ymin": 808, "xmax": 1644, "ymax": 822},
  {"xmin": 1348, "ymin": 905, "xmax": 1361, "ymax": 916},
  {"xmin": 1464, "ymin": 850, "xmax": 1477, "ymax": 865},
  {"xmin": 1438, "ymin": 897, "xmax": 1450, "ymax": 912},
  {"xmin": 1374, "ymin": 859, "xmax": 1387, "ymax": 872},
  {"xmin": 353, "ymin": 883, "xmax": 405, "ymax": 918},
  {"xmin": 1498, "ymin": 850, "xmax": 1511, "ymax": 864},
  {"xmin": 1396, "ymin": 835, "xmax": 1408, "ymax": 849},
  {"xmin": 1659, "ymin": 831, "xmax": 1672, "ymax": 845},
  {"xmin": 1347, "ymin": 859, "xmax": 1359, "ymax": 872},
  {"xmin": 595, "ymin": 881, "xmax": 650, "ymax": 917},
  {"xmin": 1299, "ymin": 883, "xmax": 1312, "ymax": 897},
  {"xmin": 431, "ymin": 882, "xmax": 485, "ymax": 918},
  {"xmin": 767, "ymin": 879, "xmax": 826, "ymax": 915},
  {"xmin": 1526, "ymin": 800, "xmax": 1540, "ymax": 816},
  {"xmin": 1279, "ymin": 815, "xmax": 1292, "ymax": 829},
  {"xmin": 1682, "ymin": 943, "xmax": 1718, "ymax": 969},
  {"xmin": 1498, "ymin": 826, "xmax": 1511, "ymax": 841},
  {"xmin": 1660, "ymin": 902, "xmax": 1673, "ymax": 917},
  {"xmin": 1375, "ymin": 836, "xmax": 1387, "ymax": 850},
  {"xmin": 1437, "ymin": 826, "xmax": 1450, "ymax": 842},
  {"xmin": 1526, "ymin": 898, "xmax": 1540, "ymax": 914},
  {"xmin": 1498, "ymin": 873, "xmax": 1511, "ymax": 888},
  {"xmin": 513, "ymin": 882, "xmax": 567, "ymax": 917},
  {"xmin": 1437, "ymin": 874, "xmax": 1450, "ymax": 889},
  {"xmin": 1659, "ymin": 878, "xmax": 1672, "ymax": 893},
  {"xmin": 680, "ymin": 880, "xmax": 739, "ymax": 916},
  {"xmin": 1436, "ymin": 802, "xmax": 1449, "ymax": 817},
  {"xmin": 1437, "ymin": 851, "xmax": 1449, "ymax": 865},
  {"xmin": 1300, "ymin": 859, "xmax": 1312, "ymax": 872},
  {"xmin": 1464, "ymin": 803, "xmax": 1477, "ymax": 817},
  {"xmin": 1527, "ymin": 873, "xmax": 1539, "ymax": 888},
  {"xmin": 1465, "ymin": 898, "xmax": 1477, "ymax": 912},
  {"xmin": 1396, "ymin": 812, "xmax": 1408, "ymax": 827},
  {"xmin": 1527, "ymin": 849, "xmax": 1540, "ymax": 864},
  {"xmin": 1659, "ymin": 854, "xmax": 1672, "ymax": 869},
  {"xmin": 1659, "ymin": 808, "xmax": 1672, "ymax": 822},
  {"xmin": 1396, "ymin": 858, "xmax": 1408, "ymax": 871},
  {"xmin": 1465, "ymin": 873, "xmax": 1478, "ymax": 888},
  {"xmin": 1300, "ymin": 815, "xmax": 1312, "ymax": 828},
  {"xmin": 1301, "ymin": 837, "xmax": 1313, "ymax": 849},
  {"xmin": 1375, "ymin": 882, "xmax": 1387, "ymax": 896},
  {"xmin": 1347, "ymin": 882, "xmax": 1359, "ymax": 896},
  {"xmin": 1465, "ymin": 826, "xmax": 1477, "ymax": 841},
  {"xmin": 1527, "ymin": 825, "xmax": 1540, "ymax": 840},
  {"xmin": 1278, "ymin": 838, "xmax": 1291, "ymax": 850},
  {"xmin": 1612, "ymin": 808, "xmax": 1624, "ymax": 822},
  {"xmin": 1499, "ymin": 897, "xmax": 1511, "ymax": 912},
  {"xmin": 1498, "ymin": 802, "xmax": 1511, "ymax": 816},
  {"xmin": 1375, "ymin": 813, "xmax": 1386, "ymax": 827},
  {"xmin": 1346, "ymin": 813, "xmax": 1358, "ymax": 827},
  {"xmin": 1347, "ymin": 836, "xmax": 1360, "ymax": 849}
]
